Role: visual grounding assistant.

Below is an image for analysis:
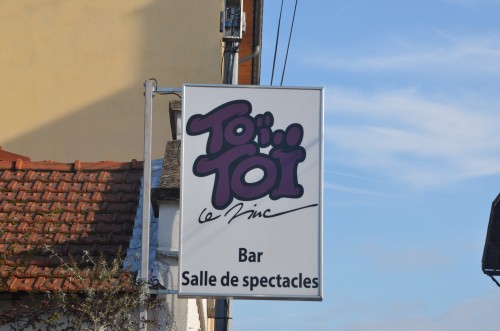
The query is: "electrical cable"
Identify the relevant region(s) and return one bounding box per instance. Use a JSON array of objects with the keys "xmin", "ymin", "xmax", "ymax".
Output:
[
  {"xmin": 270, "ymin": 0, "xmax": 284, "ymax": 86},
  {"xmin": 280, "ymin": 0, "xmax": 299, "ymax": 86},
  {"xmin": 156, "ymin": 92, "xmax": 182, "ymax": 99},
  {"xmin": 148, "ymin": 78, "xmax": 158, "ymax": 88}
]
